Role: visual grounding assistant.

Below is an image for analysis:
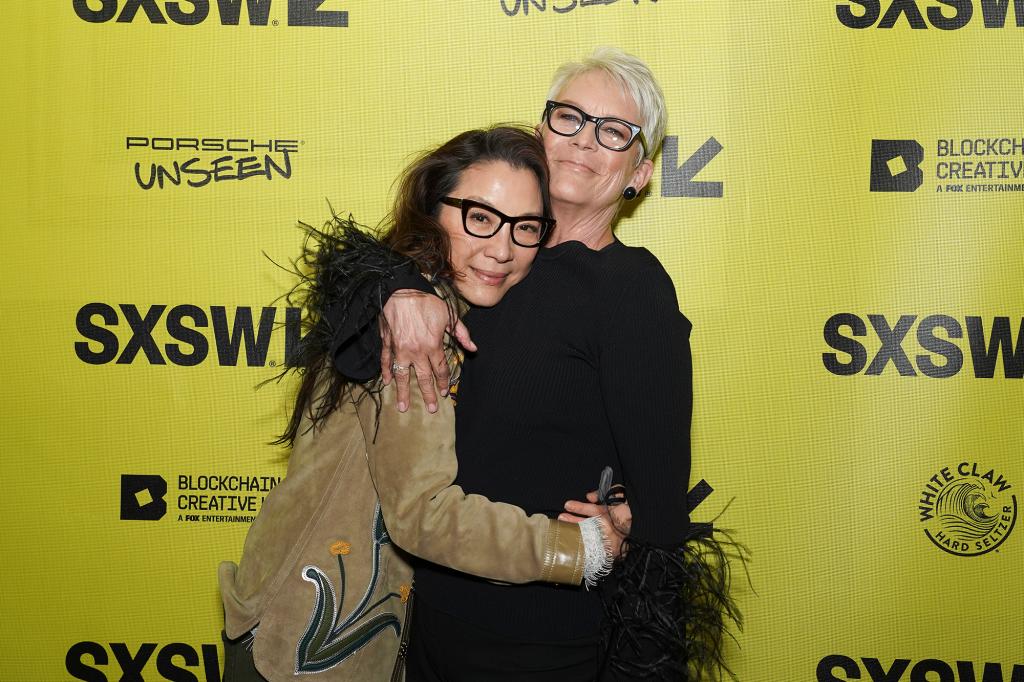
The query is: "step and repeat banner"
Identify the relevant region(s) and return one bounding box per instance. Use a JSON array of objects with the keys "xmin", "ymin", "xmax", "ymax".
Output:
[{"xmin": 2, "ymin": 2, "xmax": 1021, "ymax": 680}]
